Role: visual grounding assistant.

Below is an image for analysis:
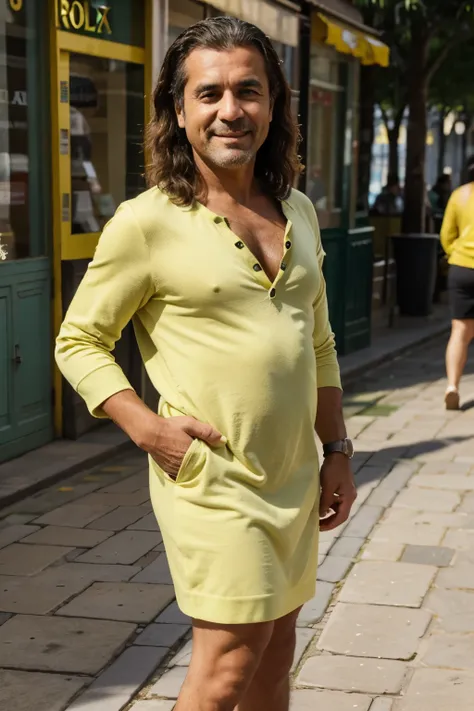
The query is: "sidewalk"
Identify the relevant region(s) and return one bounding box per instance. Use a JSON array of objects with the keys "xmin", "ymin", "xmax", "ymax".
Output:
[{"xmin": 1, "ymin": 337, "xmax": 474, "ymax": 710}]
